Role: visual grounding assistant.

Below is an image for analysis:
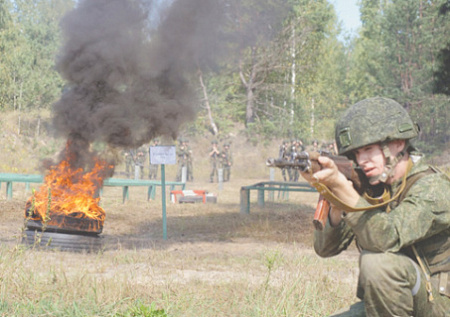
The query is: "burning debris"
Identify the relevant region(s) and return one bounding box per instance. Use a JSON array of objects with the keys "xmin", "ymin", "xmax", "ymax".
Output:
[{"xmin": 25, "ymin": 140, "xmax": 113, "ymax": 234}]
